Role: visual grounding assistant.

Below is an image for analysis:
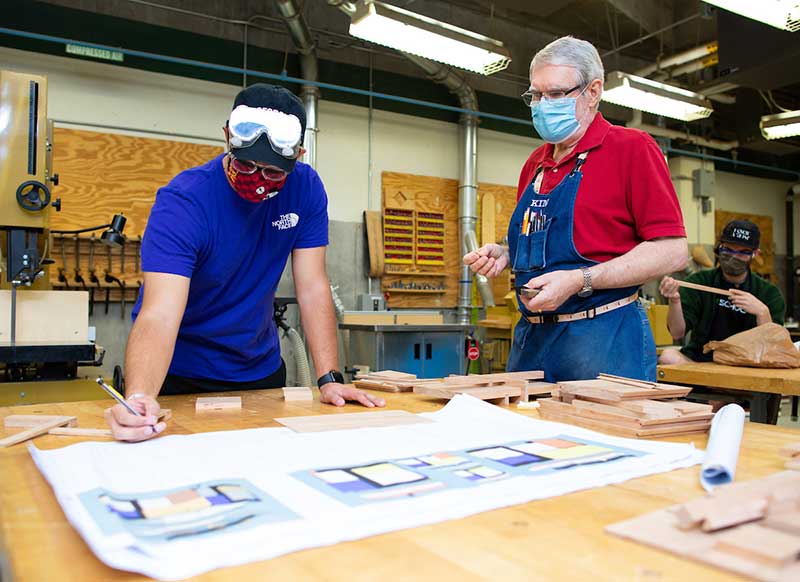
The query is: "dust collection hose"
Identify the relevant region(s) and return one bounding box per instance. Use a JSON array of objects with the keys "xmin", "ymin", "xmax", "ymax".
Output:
[
  {"xmin": 286, "ymin": 326, "xmax": 313, "ymax": 388},
  {"xmin": 464, "ymin": 230, "xmax": 496, "ymax": 307}
]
